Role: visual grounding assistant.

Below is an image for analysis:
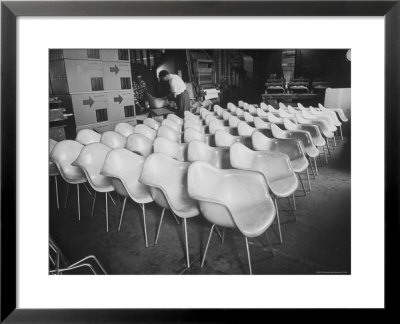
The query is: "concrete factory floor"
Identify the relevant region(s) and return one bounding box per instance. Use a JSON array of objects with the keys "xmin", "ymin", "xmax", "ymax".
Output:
[{"xmin": 49, "ymin": 135, "xmax": 351, "ymax": 275}]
